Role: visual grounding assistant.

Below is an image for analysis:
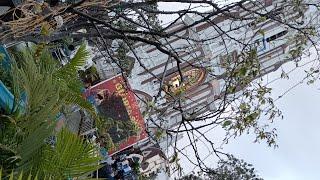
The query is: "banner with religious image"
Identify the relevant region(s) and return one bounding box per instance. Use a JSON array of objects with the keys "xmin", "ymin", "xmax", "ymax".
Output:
[{"xmin": 85, "ymin": 75, "xmax": 148, "ymax": 154}]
